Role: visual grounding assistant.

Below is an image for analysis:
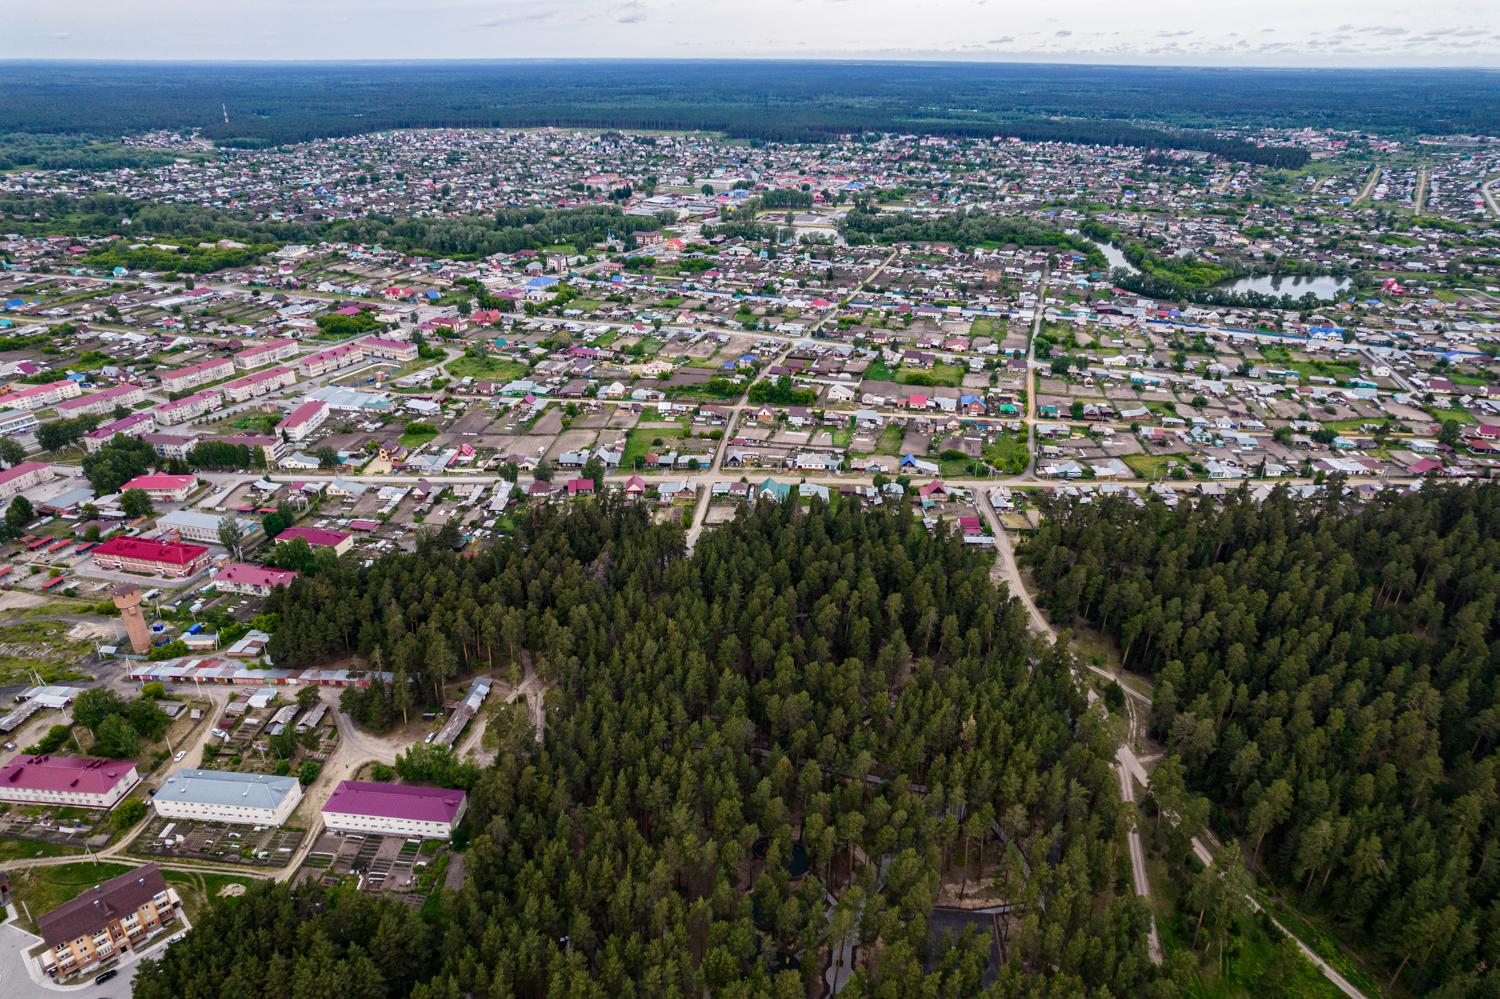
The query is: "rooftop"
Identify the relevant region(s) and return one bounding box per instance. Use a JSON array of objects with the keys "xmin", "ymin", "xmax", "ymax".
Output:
[
  {"xmin": 322, "ymin": 780, "xmax": 466, "ymax": 824},
  {"xmin": 37, "ymin": 862, "xmax": 169, "ymax": 949},
  {"xmin": 0, "ymin": 754, "xmax": 136, "ymax": 794},
  {"xmin": 93, "ymin": 536, "xmax": 208, "ymax": 566},
  {"xmin": 153, "ymin": 768, "xmax": 300, "ymax": 810}
]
